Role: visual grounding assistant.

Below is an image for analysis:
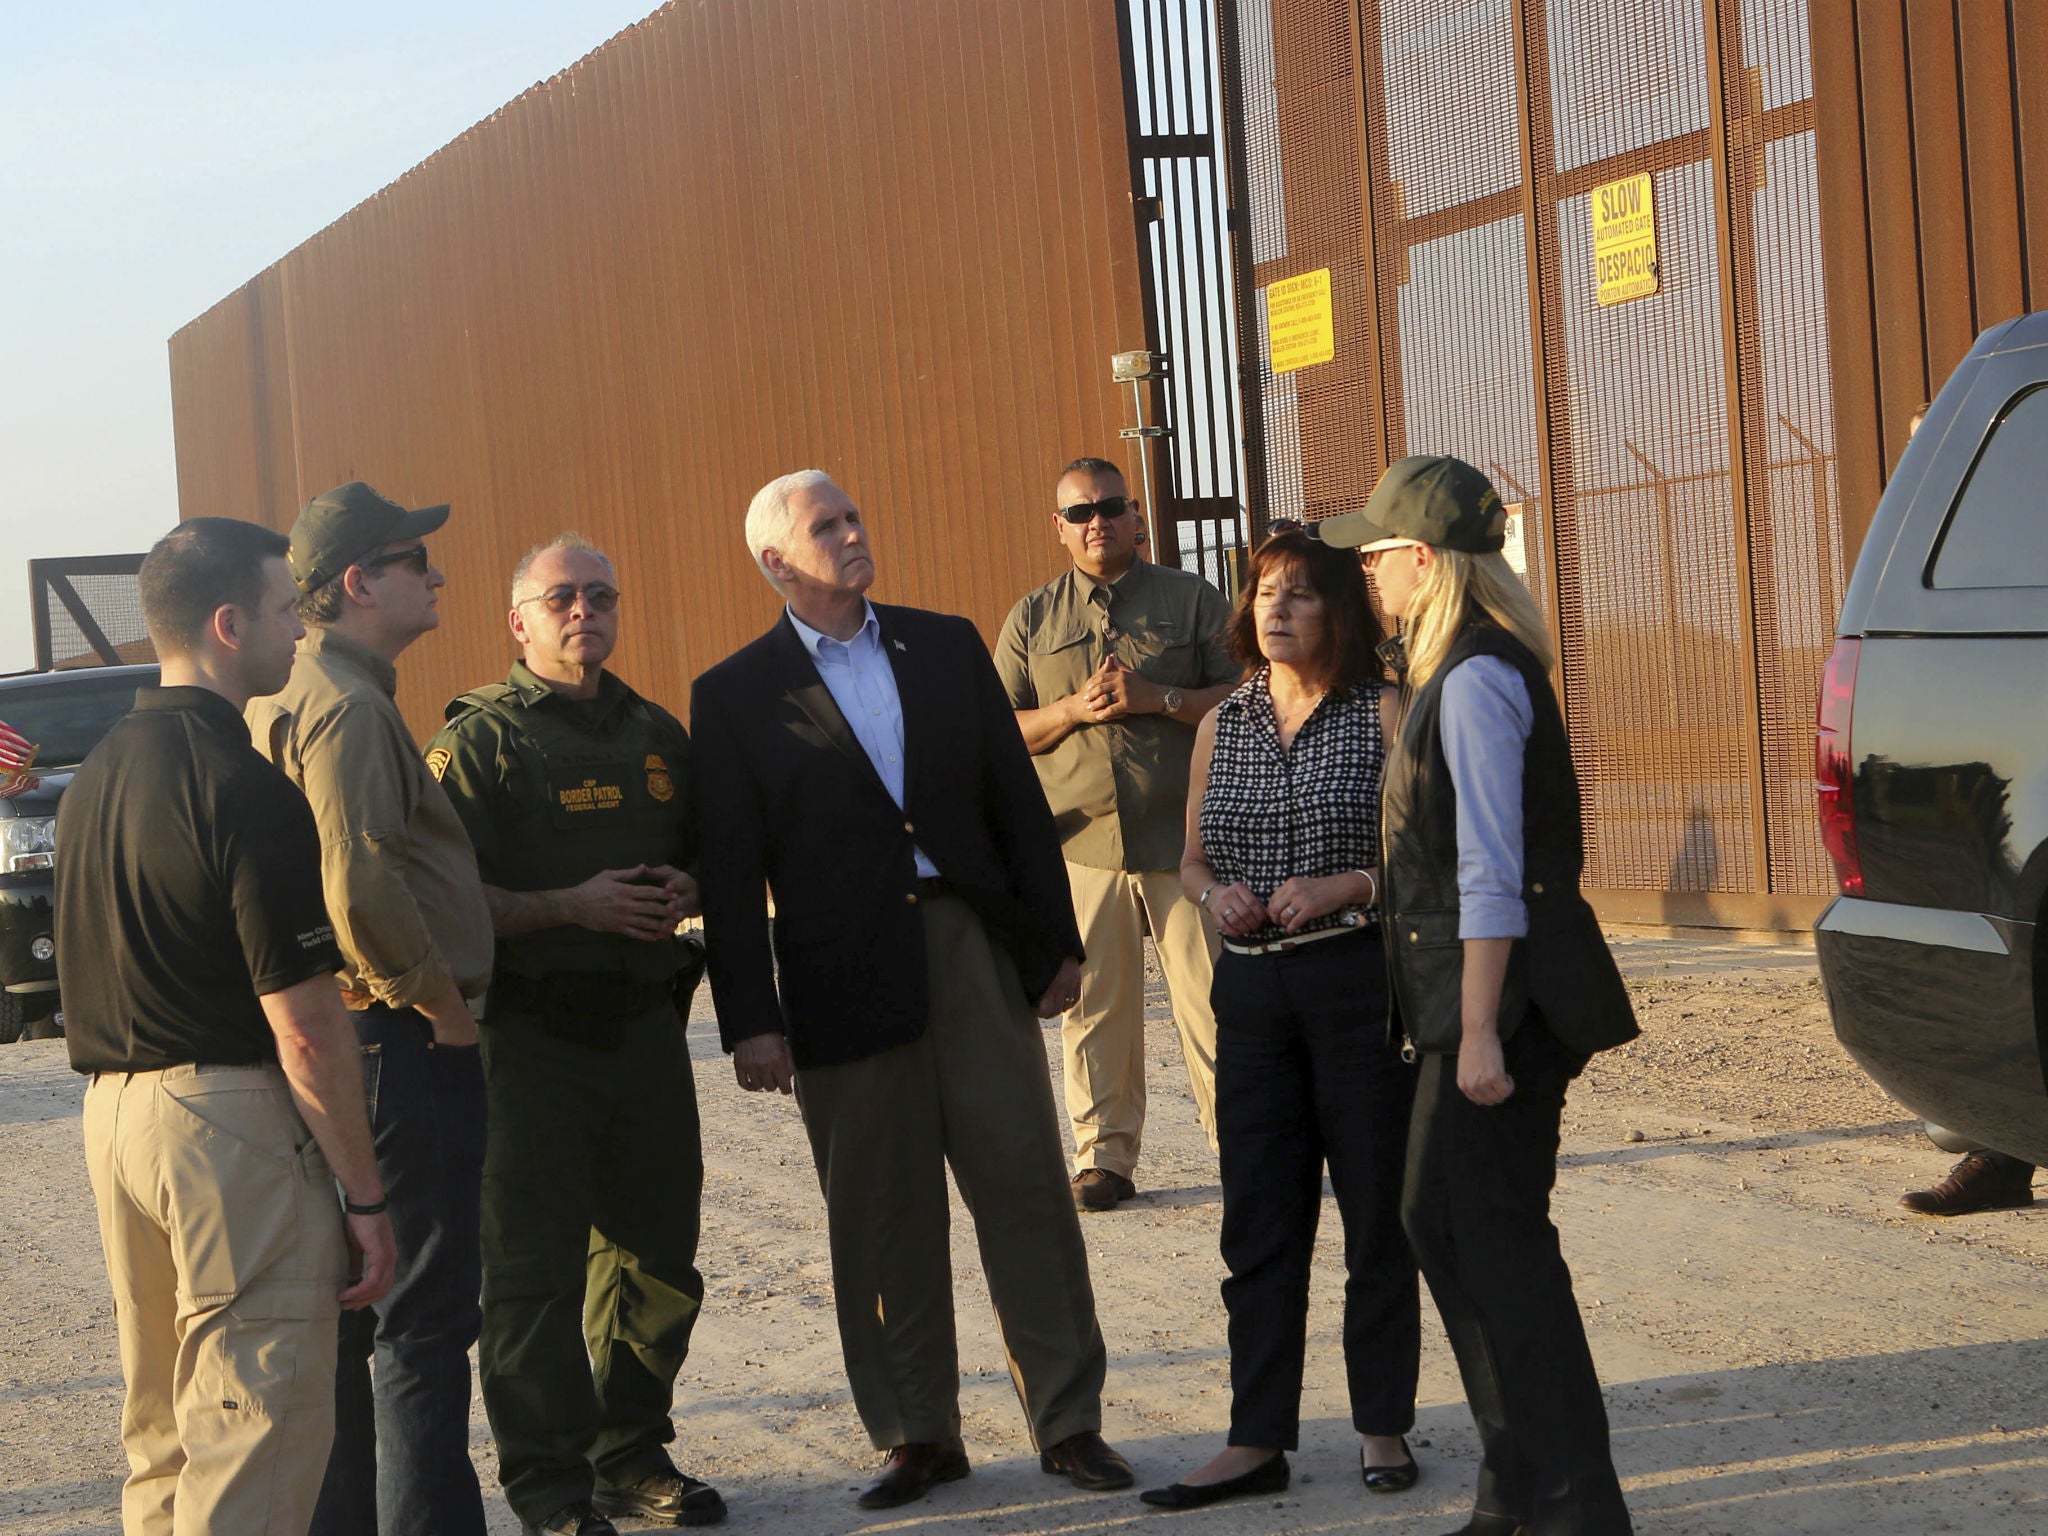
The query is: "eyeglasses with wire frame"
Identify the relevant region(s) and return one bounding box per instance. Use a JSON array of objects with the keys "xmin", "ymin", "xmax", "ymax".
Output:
[{"xmin": 517, "ymin": 582, "xmax": 621, "ymax": 614}]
